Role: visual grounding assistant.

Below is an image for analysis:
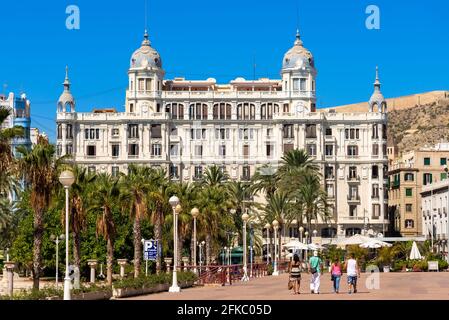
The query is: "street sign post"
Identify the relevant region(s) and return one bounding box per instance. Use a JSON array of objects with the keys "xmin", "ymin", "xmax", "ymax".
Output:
[{"xmin": 143, "ymin": 239, "xmax": 158, "ymax": 276}]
